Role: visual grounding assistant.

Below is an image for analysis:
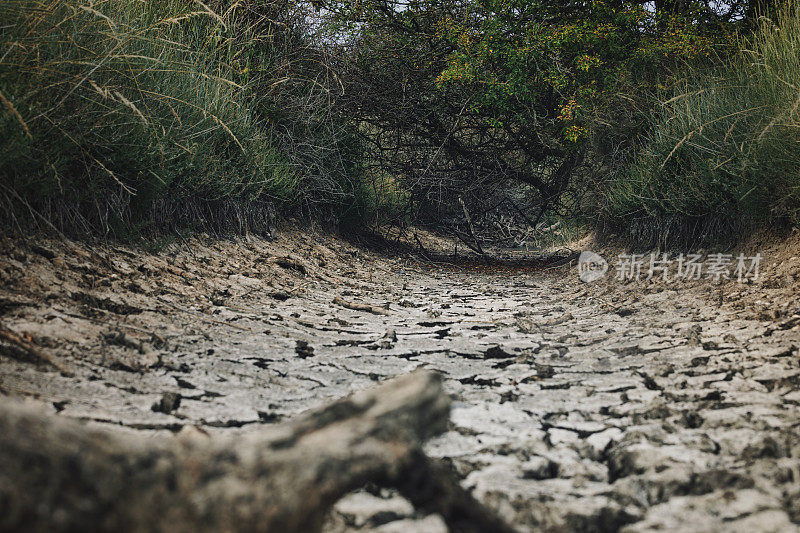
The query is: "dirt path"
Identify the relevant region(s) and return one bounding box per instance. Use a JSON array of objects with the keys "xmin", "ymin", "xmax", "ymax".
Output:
[{"xmin": 1, "ymin": 232, "xmax": 800, "ymax": 532}]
